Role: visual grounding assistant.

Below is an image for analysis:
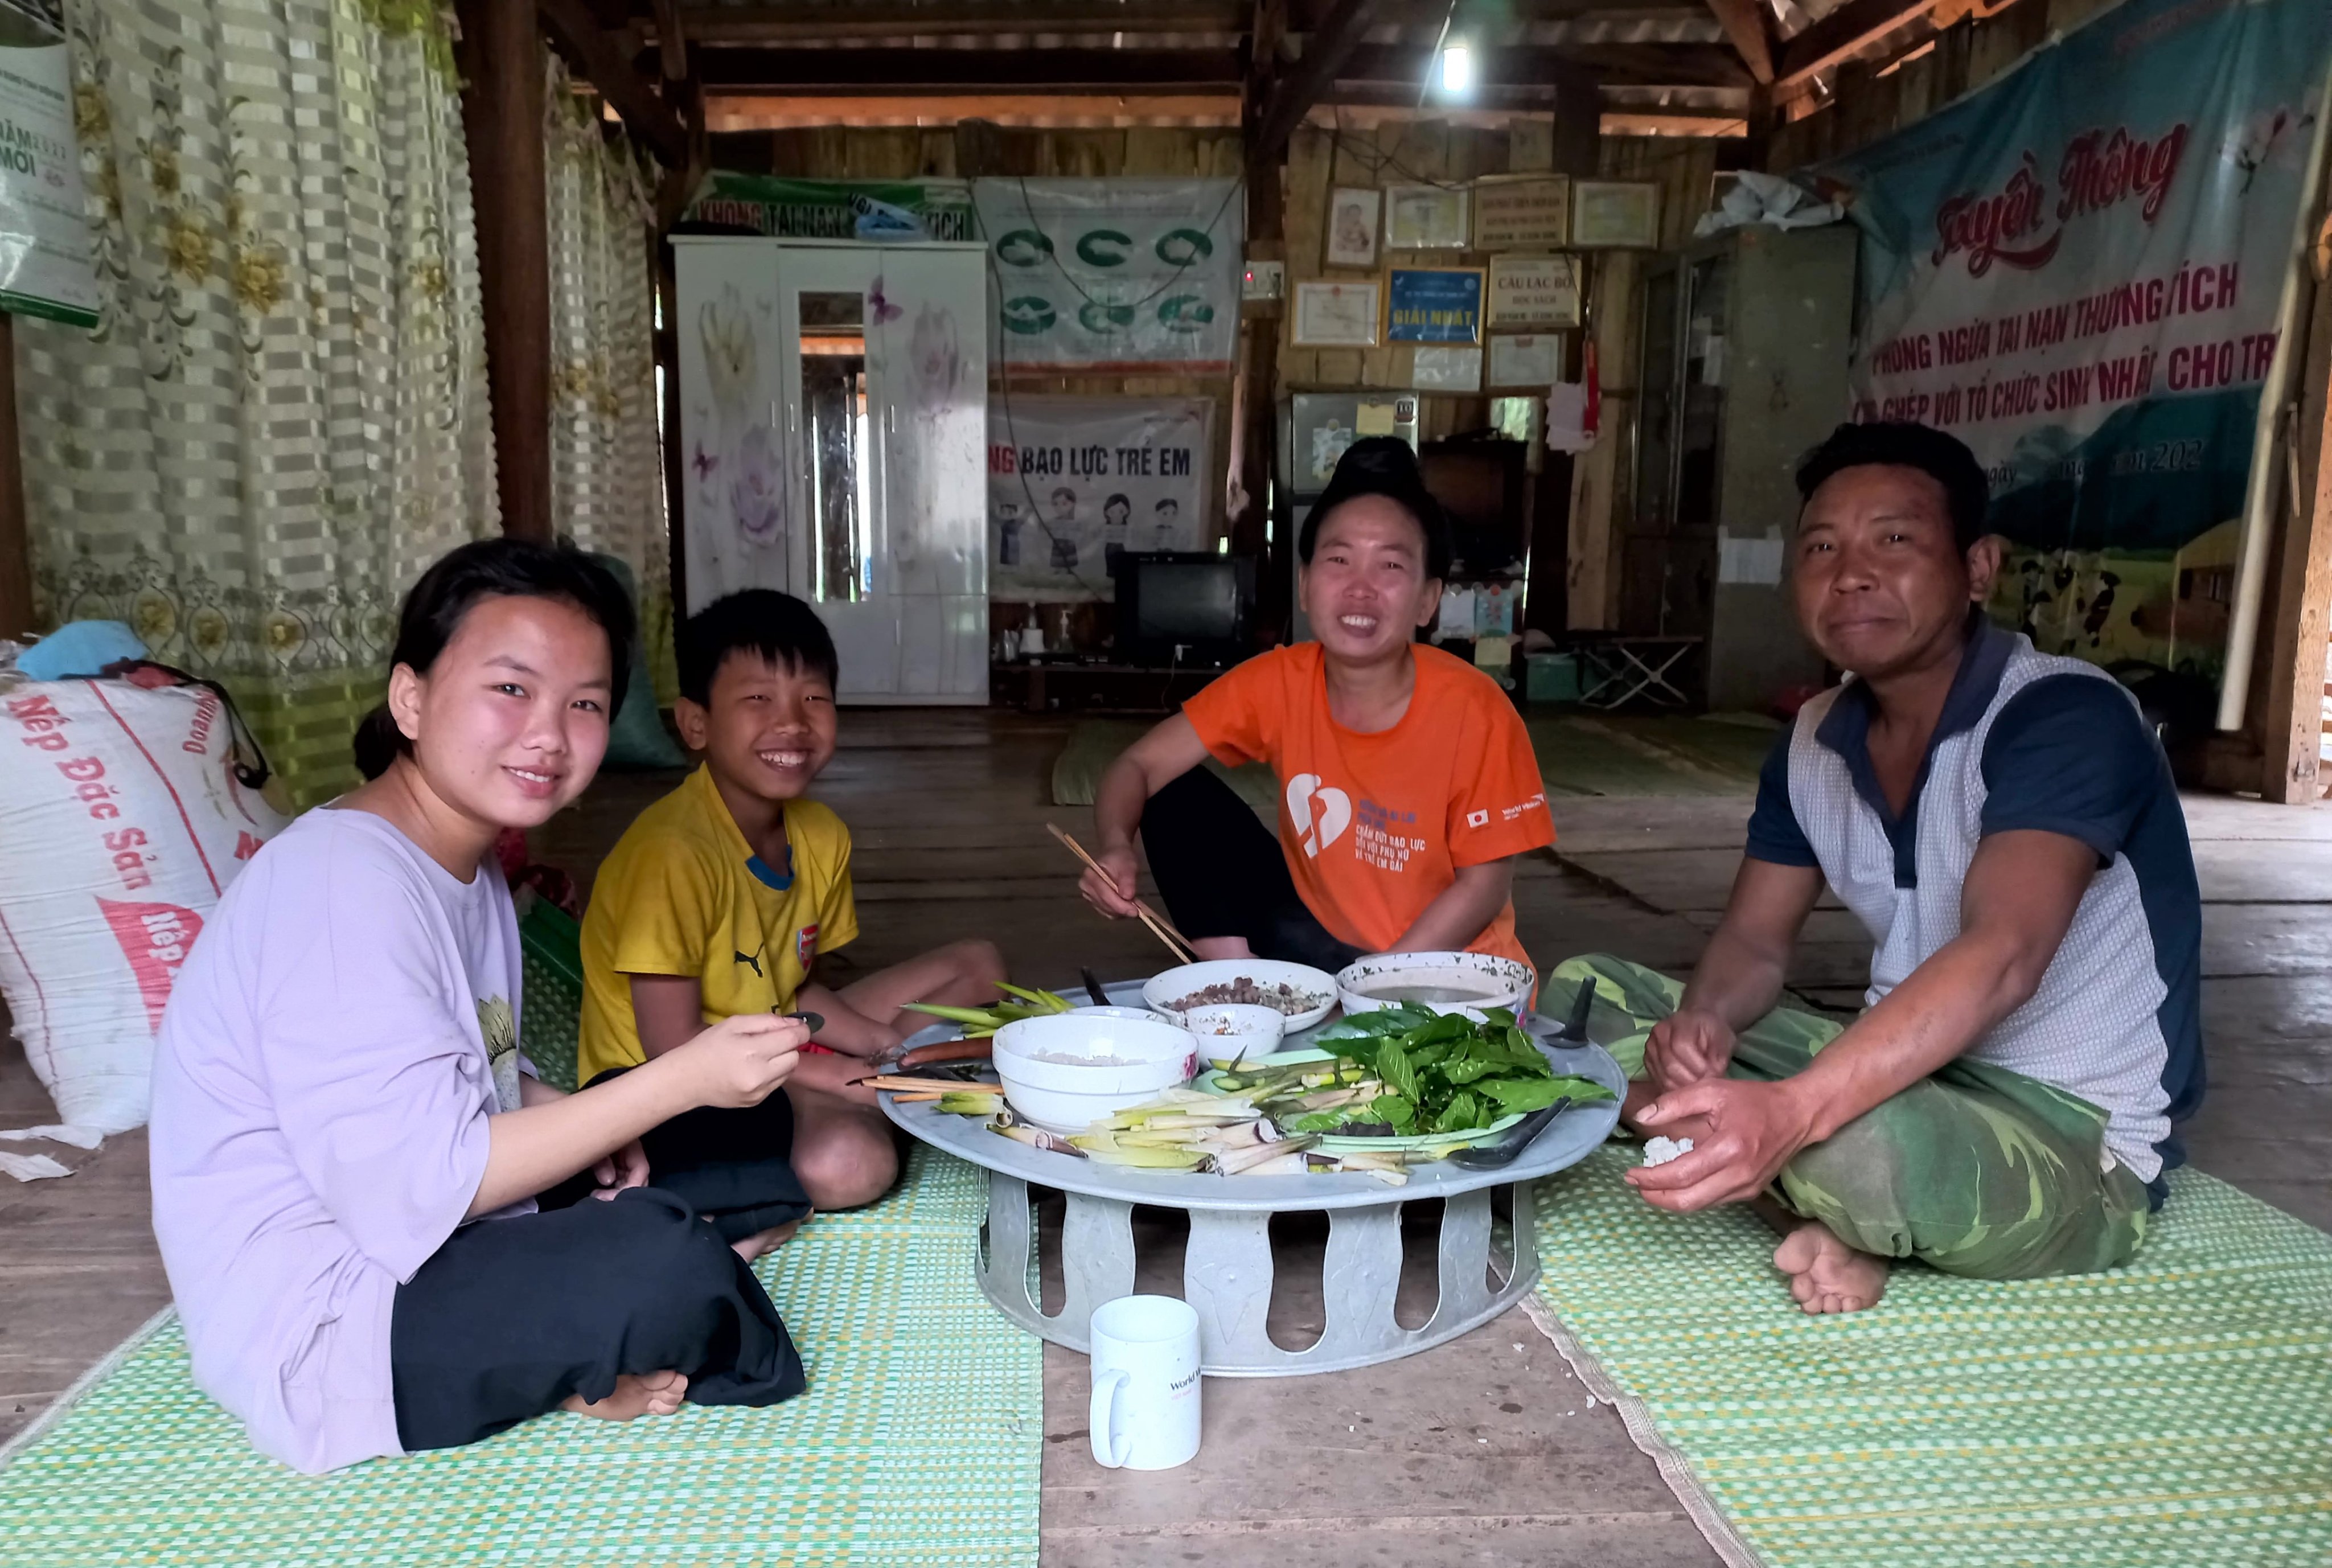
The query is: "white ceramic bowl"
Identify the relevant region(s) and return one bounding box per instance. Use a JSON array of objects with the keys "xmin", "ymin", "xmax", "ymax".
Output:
[
  {"xmin": 991, "ymin": 1013, "xmax": 1198, "ymax": 1134},
  {"xmin": 1179, "ymin": 1003, "xmax": 1287, "ymax": 1057},
  {"xmin": 1142, "ymin": 959, "xmax": 1339, "ymax": 1032},
  {"xmin": 1335, "ymin": 951, "xmax": 1535, "ymax": 1018},
  {"xmin": 1068, "ymin": 1004, "xmax": 1167, "ymax": 1024}
]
